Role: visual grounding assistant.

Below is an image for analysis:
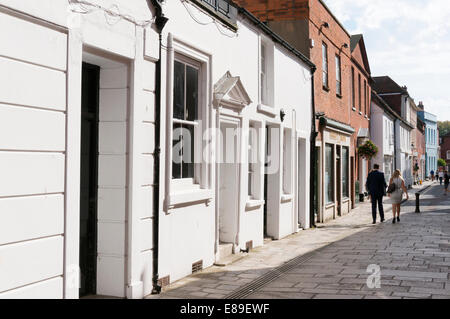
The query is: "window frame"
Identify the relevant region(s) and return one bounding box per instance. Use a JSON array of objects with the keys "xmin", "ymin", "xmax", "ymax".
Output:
[
  {"xmin": 351, "ymin": 67, "xmax": 355, "ymax": 110},
  {"xmin": 322, "ymin": 42, "xmax": 329, "ymax": 90},
  {"xmin": 325, "ymin": 143, "xmax": 335, "ymax": 205},
  {"xmin": 335, "ymin": 55, "xmax": 342, "ymax": 97},
  {"xmin": 358, "ymin": 73, "xmax": 362, "ymax": 113},
  {"xmin": 172, "ymin": 54, "xmax": 202, "ymax": 182}
]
